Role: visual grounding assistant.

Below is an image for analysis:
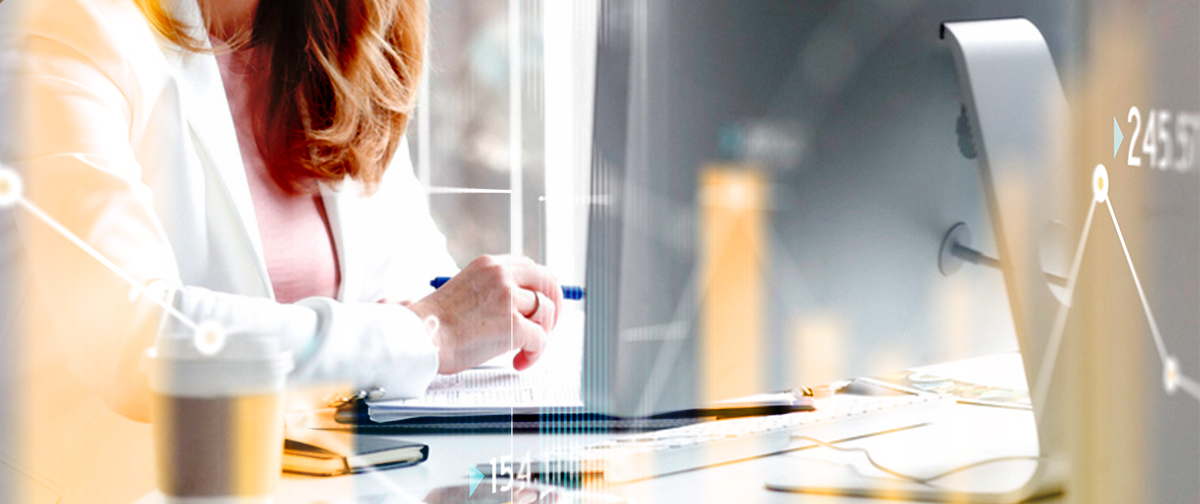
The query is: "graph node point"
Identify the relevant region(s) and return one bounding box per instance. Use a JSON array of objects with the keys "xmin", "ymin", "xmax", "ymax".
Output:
[
  {"xmin": 193, "ymin": 321, "xmax": 227, "ymax": 357},
  {"xmin": 0, "ymin": 167, "xmax": 22, "ymax": 208},
  {"xmin": 424, "ymin": 315, "xmax": 440, "ymax": 338},
  {"xmin": 1164, "ymin": 356, "xmax": 1179, "ymax": 395},
  {"xmin": 1092, "ymin": 164, "xmax": 1108, "ymax": 203}
]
